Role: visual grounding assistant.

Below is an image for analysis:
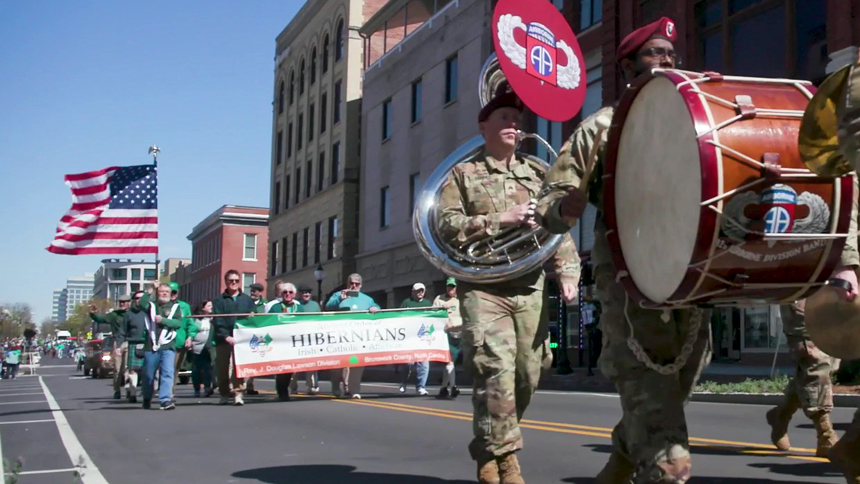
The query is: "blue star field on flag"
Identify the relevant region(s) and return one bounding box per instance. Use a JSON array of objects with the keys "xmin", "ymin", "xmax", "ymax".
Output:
[{"xmin": 110, "ymin": 165, "xmax": 158, "ymax": 209}]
